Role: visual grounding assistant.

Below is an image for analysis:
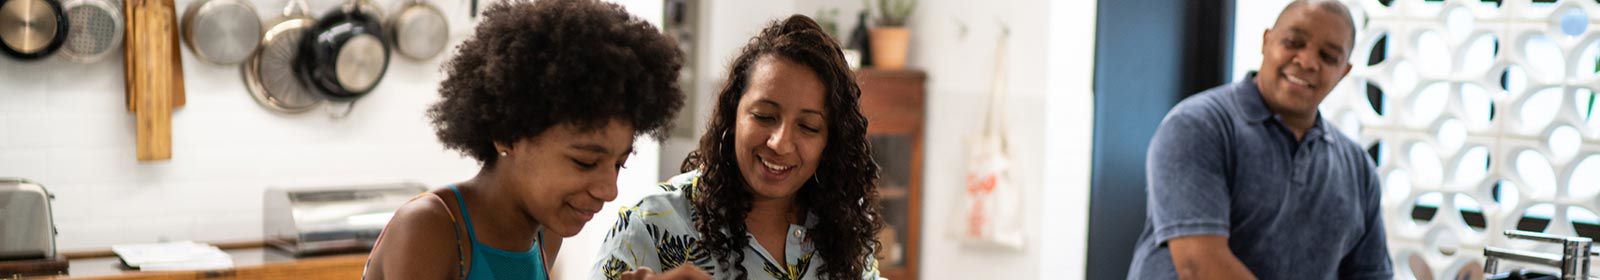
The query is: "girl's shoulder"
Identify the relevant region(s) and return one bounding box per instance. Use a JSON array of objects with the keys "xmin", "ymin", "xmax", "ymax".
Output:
[
  {"xmin": 365, "ymin": 189, "xmax": 465, "ymax": 279},
  {"xmin": 611, "ymin": 171, "xmax": 703, "ymax": 235}
]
